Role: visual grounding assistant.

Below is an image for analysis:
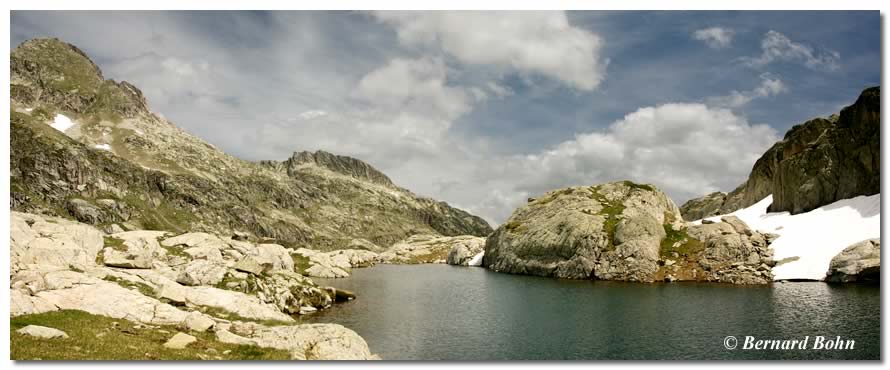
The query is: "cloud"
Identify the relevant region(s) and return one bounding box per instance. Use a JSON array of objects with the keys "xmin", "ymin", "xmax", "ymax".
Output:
[
  {"xmin": 707, "ymin": 74, "xmax": 788, "ymax": 108},
  {"xmin": 692, "ymin": 27, "xmax": 734, "ymax": 49},
  {"xmin": 459, "ymin": 103, "xmax": 780, "ymax": 223},
  {"xmin": 744, "ymin": 30, "xmax": 840, "ymax": 70},
  {"xmin": 371, "ymin": 11, "xmax": 607, "ymax": 90}
]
